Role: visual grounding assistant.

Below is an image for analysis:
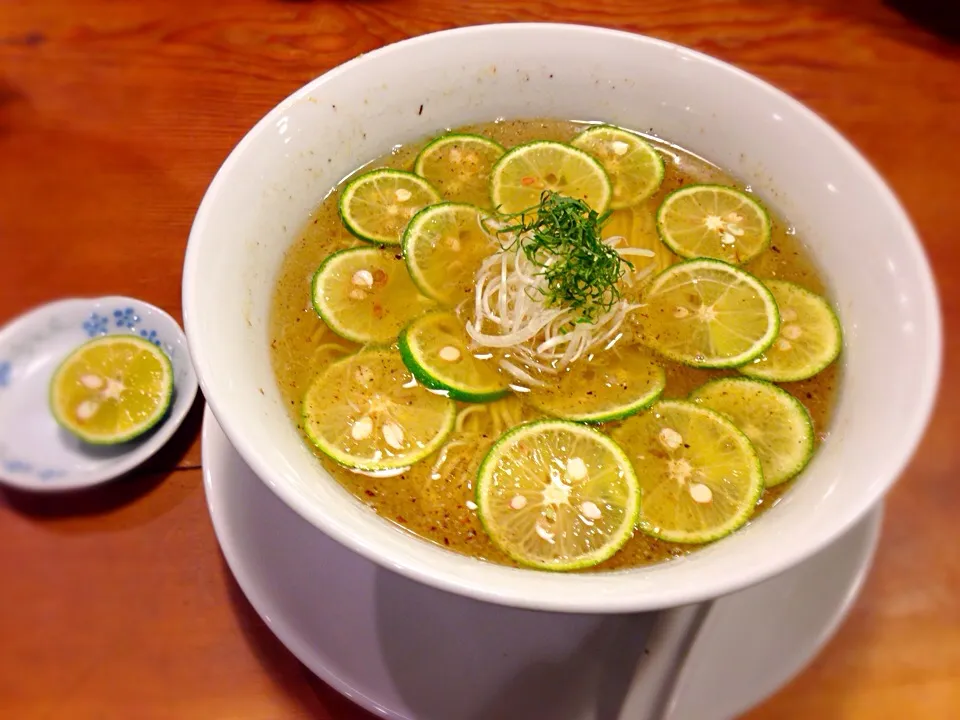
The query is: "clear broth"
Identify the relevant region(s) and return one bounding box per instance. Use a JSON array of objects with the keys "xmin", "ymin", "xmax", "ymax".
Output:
[{"xmin": 269, "ymin": 119, "xmax": 839, "ymax": 571}]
